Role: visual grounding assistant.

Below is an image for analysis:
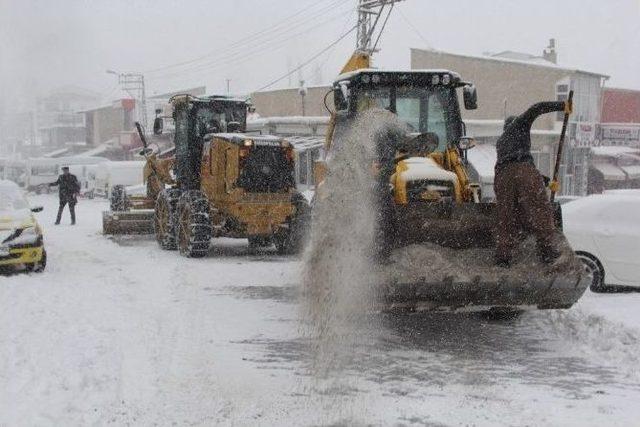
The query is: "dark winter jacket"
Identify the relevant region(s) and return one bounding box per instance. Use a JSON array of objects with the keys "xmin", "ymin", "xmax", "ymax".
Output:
[
  {"xmin": 495, "ymin": 101, "xmax": 564, "ymax": 170},
  {"xmin": 49, "ymin": 173, "xmax": 80, "ymax": 201}
]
